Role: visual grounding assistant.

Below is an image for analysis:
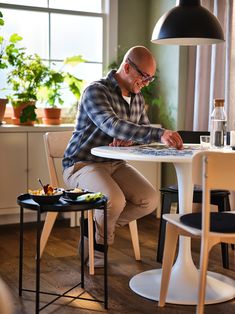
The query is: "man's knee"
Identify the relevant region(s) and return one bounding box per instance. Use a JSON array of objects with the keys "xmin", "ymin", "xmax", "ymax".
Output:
[
  {"xmin": 144, "ymin": 187, "xmax": 158, "ymax": 214},
  {"xmin": 107, "ymin": 193, "xmax": 126, "ymax": 217}
]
